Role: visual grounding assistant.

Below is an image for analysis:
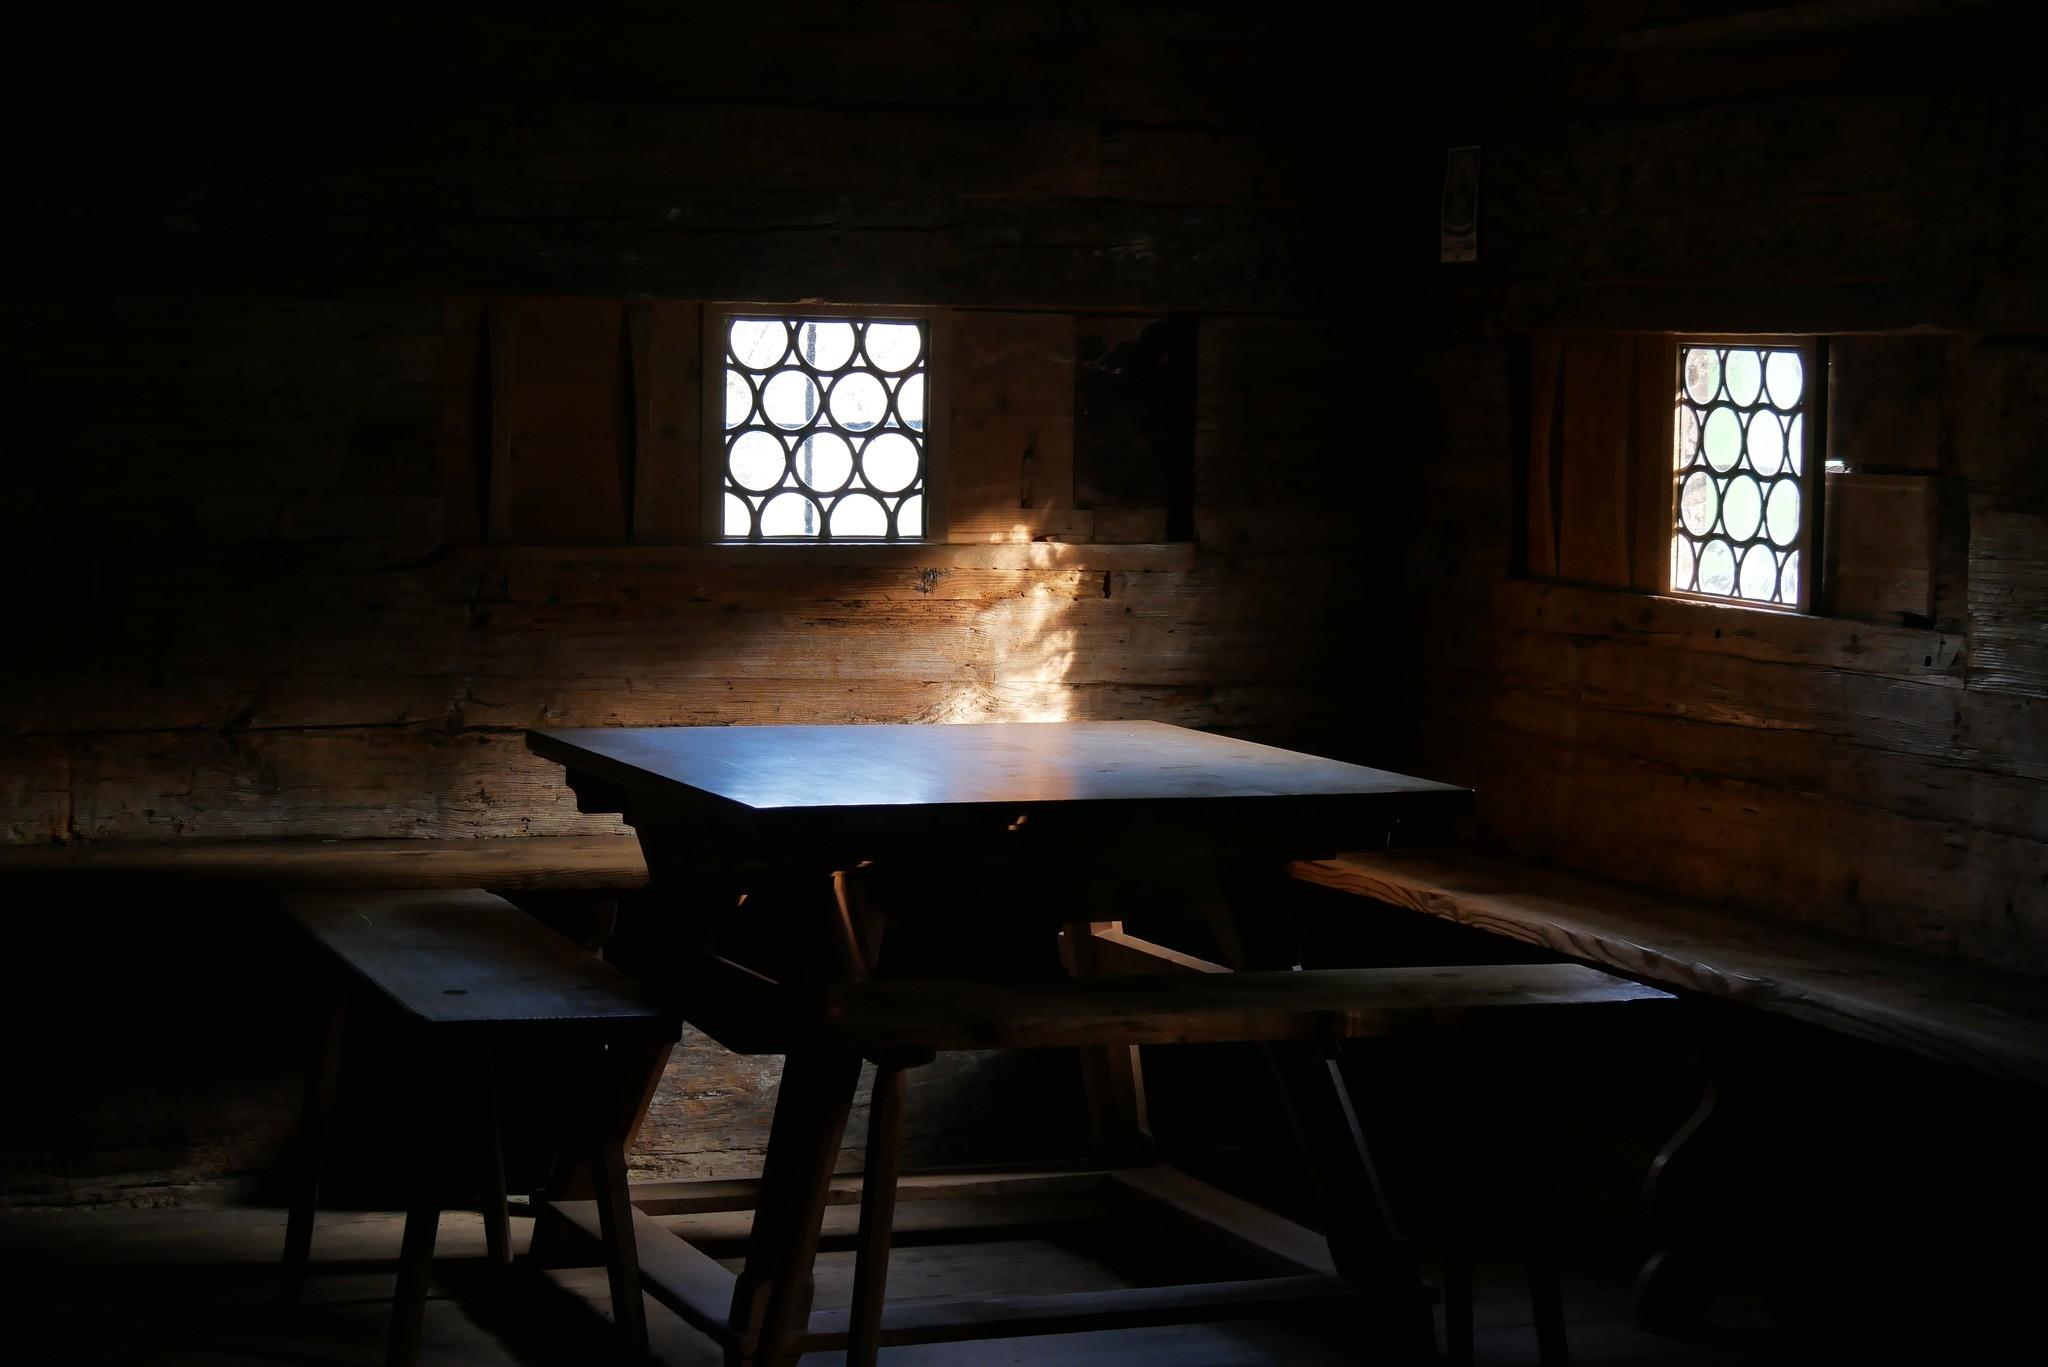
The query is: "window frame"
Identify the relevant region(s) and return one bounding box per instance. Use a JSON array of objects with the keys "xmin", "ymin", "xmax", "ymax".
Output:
[
  {"xmin": 1661, "ymin": 333, "xmax": 1826, "ymax": 615},
  {"xmin": 700, "ymin": 301, "xmax": 951, "ymax": 544}
]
